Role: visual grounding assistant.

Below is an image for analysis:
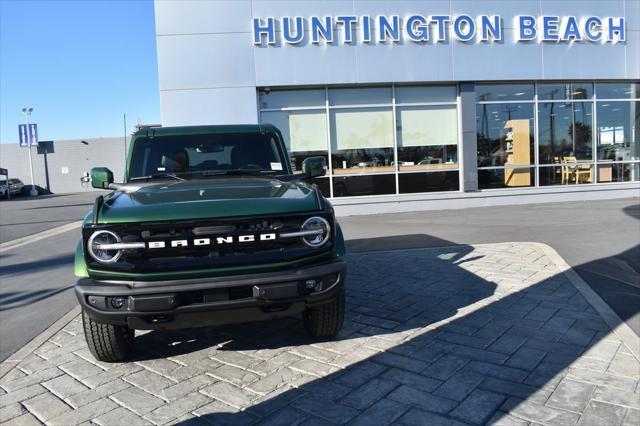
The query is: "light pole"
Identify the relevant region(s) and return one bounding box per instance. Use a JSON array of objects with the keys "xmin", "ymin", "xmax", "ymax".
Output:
[{"xmin": 22, "ymin": 107, "xmax": 38, "ymax": 196}]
